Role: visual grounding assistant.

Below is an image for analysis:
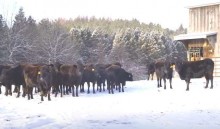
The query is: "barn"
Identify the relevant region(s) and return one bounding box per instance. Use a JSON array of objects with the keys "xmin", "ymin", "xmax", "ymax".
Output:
[{"xmin": 174, "ymin": 2, "xmax": 220, "ymax": 76}]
